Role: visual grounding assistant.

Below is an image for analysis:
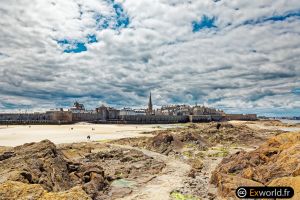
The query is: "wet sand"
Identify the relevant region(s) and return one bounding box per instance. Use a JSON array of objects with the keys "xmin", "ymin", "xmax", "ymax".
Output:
[
  {"xmin": 0, "ymin": 123, "xmax": 180, "ymax": 147},
  {"xmin": 229, "ymin": 120, "xmax": 300, "ymax": 132}
]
